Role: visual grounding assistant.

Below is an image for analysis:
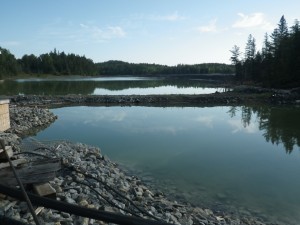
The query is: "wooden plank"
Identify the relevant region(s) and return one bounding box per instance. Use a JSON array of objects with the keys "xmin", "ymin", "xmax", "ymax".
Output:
[
  {"xmin": 0, "ymin": 100, "xmax": 10, "ymax": 132},
  {"xmin": 0, "ymin": 158, "xmax": 61, "ymax": 186},
  {"xmin": 0, "ymin": 158, "xmax": 27, "ymax": 169}
]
